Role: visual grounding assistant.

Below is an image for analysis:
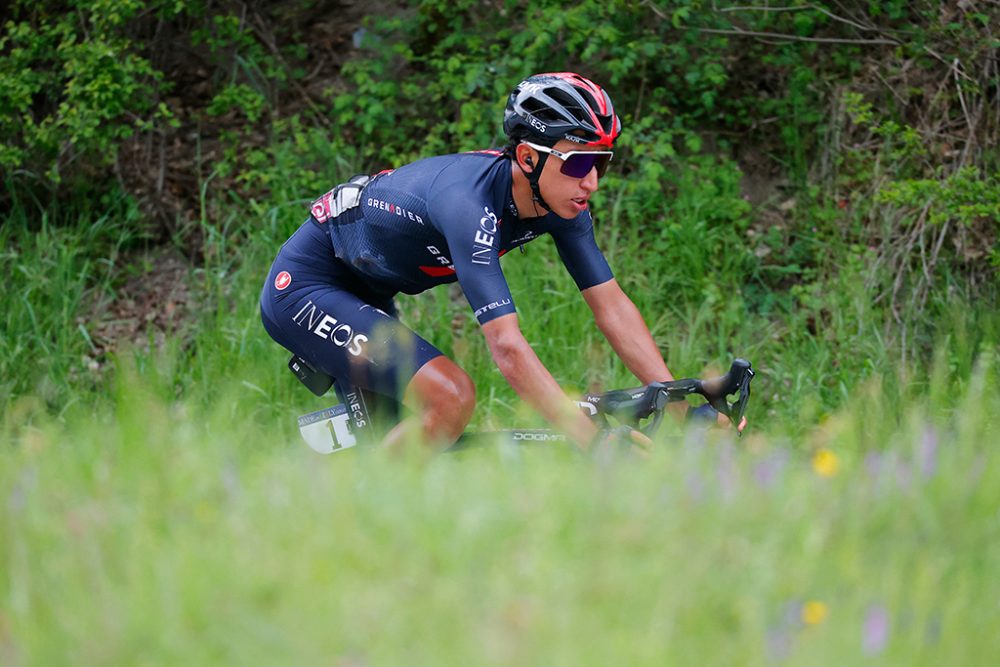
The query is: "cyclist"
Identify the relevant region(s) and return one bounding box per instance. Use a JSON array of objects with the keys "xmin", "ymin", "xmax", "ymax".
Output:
[{"xmin": 261, "ymin": 72, "xmax": 741, "ymax": 451}]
